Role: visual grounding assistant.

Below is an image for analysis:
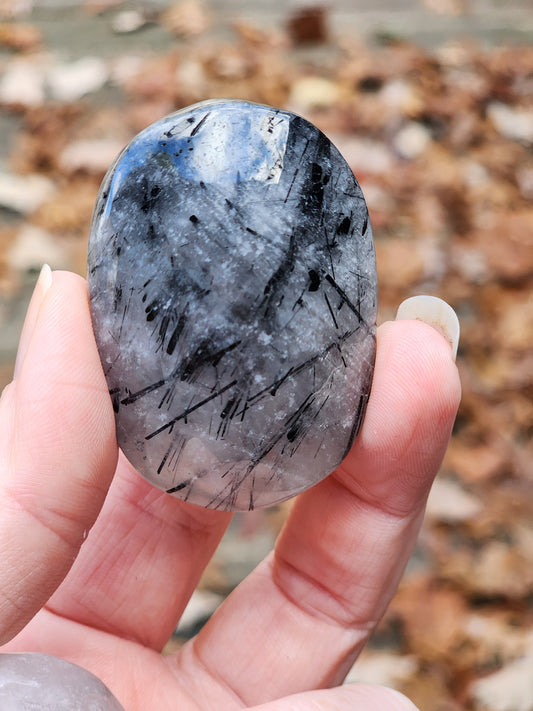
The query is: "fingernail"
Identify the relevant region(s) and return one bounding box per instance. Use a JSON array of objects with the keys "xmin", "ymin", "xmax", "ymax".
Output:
[
  {"xmin": 37, "ymin": 263, "xmax": 53, "ymax": 295},
  {"xmin": 396, "ymin": 295, "xmax": 460, "ymax": 361},
  {"xmin": 13, "ymin": 264, "xmax": 53, "ymax": 378}
]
